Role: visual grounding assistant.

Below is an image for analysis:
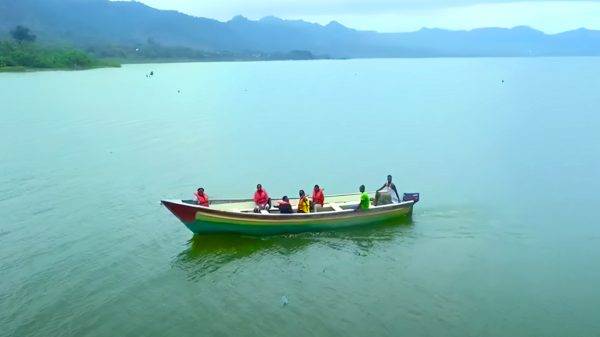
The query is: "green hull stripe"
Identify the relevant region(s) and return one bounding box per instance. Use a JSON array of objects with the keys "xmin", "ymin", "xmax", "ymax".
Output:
[{"xmin": 185, "ymin": 207, "xmax": 413, "ymax": 235}]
